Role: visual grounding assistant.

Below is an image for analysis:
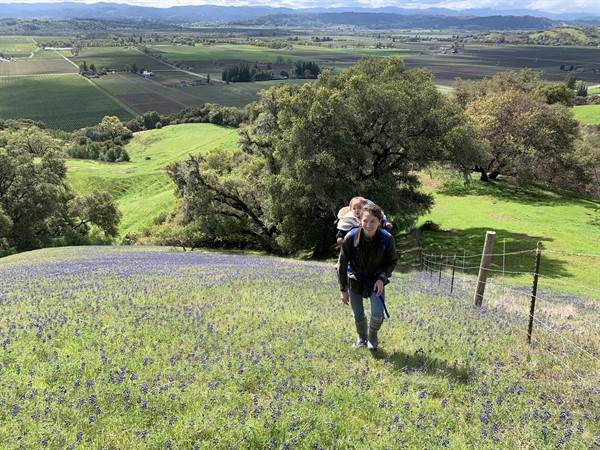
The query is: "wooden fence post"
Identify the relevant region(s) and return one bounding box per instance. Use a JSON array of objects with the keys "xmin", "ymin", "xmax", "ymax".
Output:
[
  {"xmin": 527, "ymin": 242, "xmax": 542, "ymax": 344},
  {"xmin": 474, "ymin": 231, "xmax": 496, "ymax": 307},
  {"xmin": 438, "ymin": 253, "xmax": 443, "ymax": 284}
]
